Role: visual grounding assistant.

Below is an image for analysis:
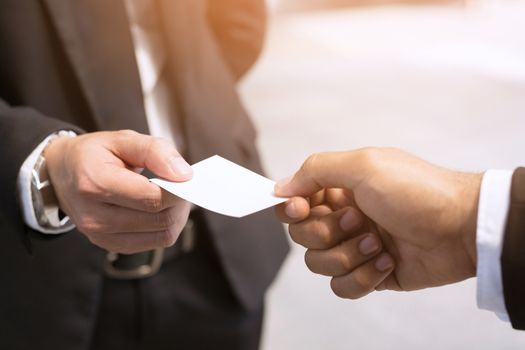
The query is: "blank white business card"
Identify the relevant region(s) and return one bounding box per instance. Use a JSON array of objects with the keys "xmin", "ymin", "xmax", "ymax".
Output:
[{"xmin": 150, "ymin": 155, "xmax": 287, "ymax": 218}]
